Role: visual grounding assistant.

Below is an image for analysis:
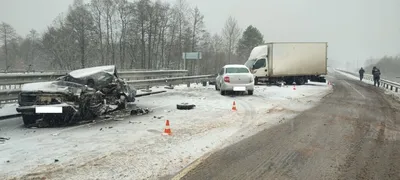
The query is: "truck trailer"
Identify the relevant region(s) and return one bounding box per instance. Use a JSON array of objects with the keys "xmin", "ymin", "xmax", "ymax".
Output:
[{"xmin": 244, "ymin": 42, "xmax": 328, "ymax": 85}]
